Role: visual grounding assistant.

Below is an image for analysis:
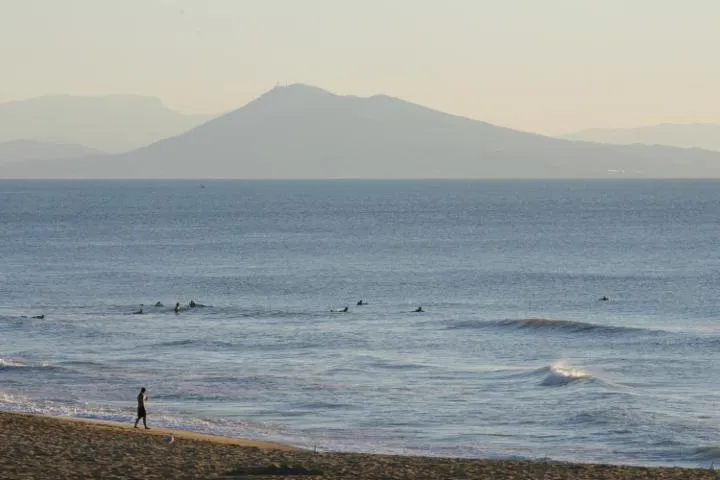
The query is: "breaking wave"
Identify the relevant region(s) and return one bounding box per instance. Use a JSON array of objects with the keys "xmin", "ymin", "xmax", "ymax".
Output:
[
  {"xmin": 0, "ymin": 357, "xmax": 63, "ymax": 372},
  {"xmin": 449, "ymin": 317, "xmax": 665, "ymax": 337},
  {"xmin": 0, "ymin": 358, "xmax": 27, "ymax": 368},
  {"xmin": 484, "ymin": 361, "xmax": 602, "ymax": 388},
  {"xmin": 539, "ymin": 364, "xmax": 593, "ymax": 387}
]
